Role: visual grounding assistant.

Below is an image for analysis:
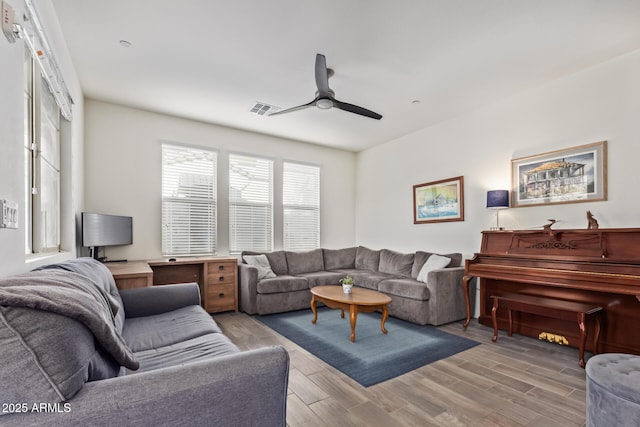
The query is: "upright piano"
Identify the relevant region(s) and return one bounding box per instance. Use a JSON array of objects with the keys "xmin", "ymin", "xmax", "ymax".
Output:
[{"xmin": 462, "ymin": 228, "xmax": 640, "ymax": 355}]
